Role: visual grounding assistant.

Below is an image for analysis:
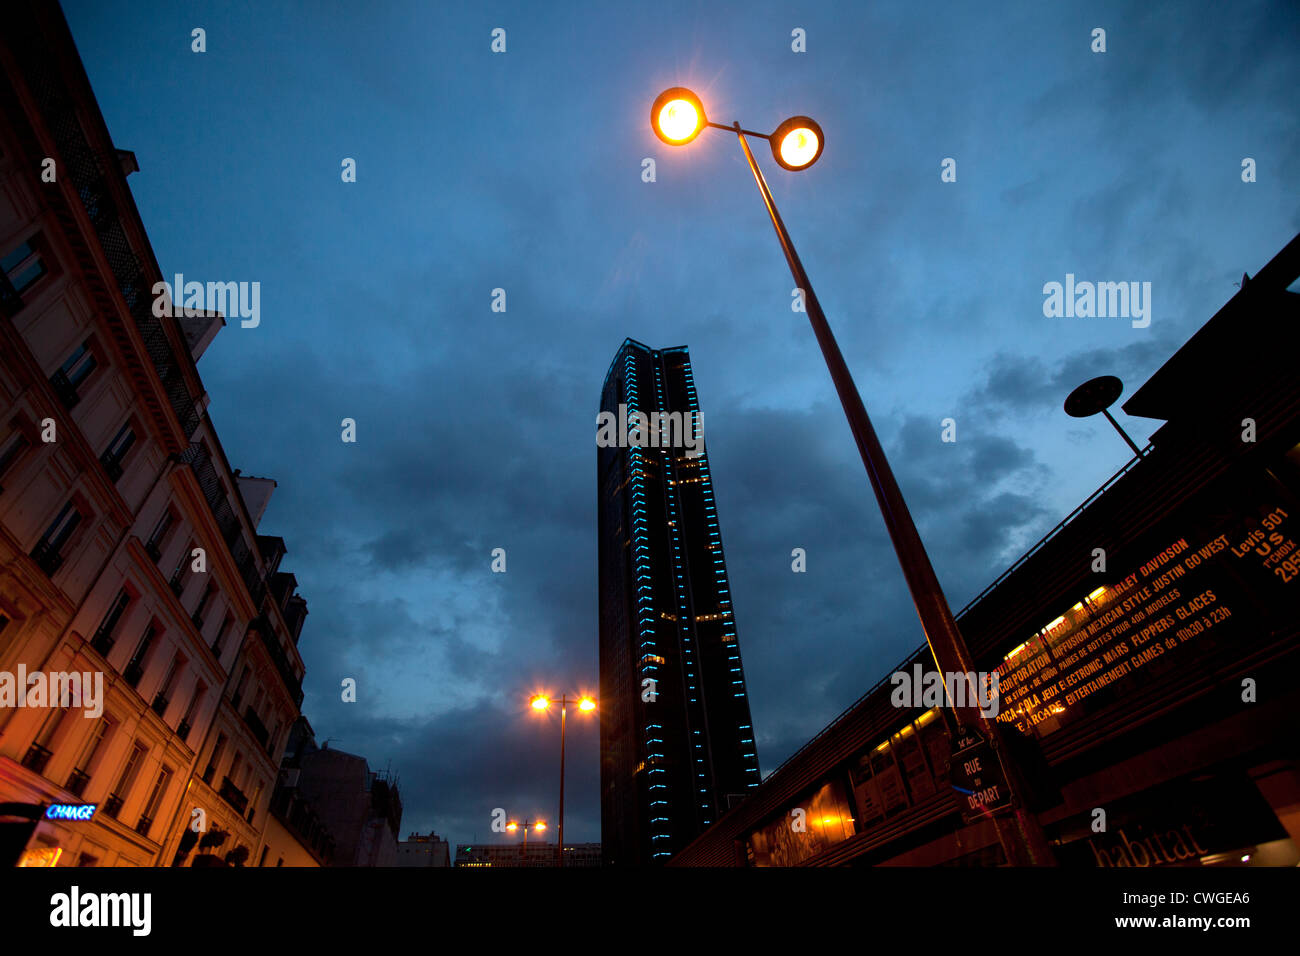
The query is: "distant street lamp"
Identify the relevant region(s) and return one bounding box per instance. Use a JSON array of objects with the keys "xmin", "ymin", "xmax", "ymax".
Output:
[
  {"xmin": 505, "ymin": 817, "xmax": 547, "ymax": 866},
  {"xmin": 530, "ymin": 694, "xmax": 596, "ymax": 866},
  {"xmin": 650, "ymin": 87, "xmax": 1056, "ymax": 865}
]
